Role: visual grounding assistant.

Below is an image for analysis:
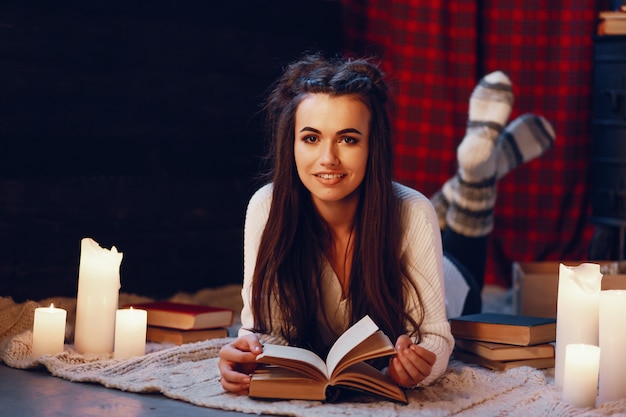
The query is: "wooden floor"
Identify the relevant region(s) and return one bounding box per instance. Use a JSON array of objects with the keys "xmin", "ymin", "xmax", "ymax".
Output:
[{"xmin": 0, "ymin": 364, "xmax": 269, "ymax": 417}]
